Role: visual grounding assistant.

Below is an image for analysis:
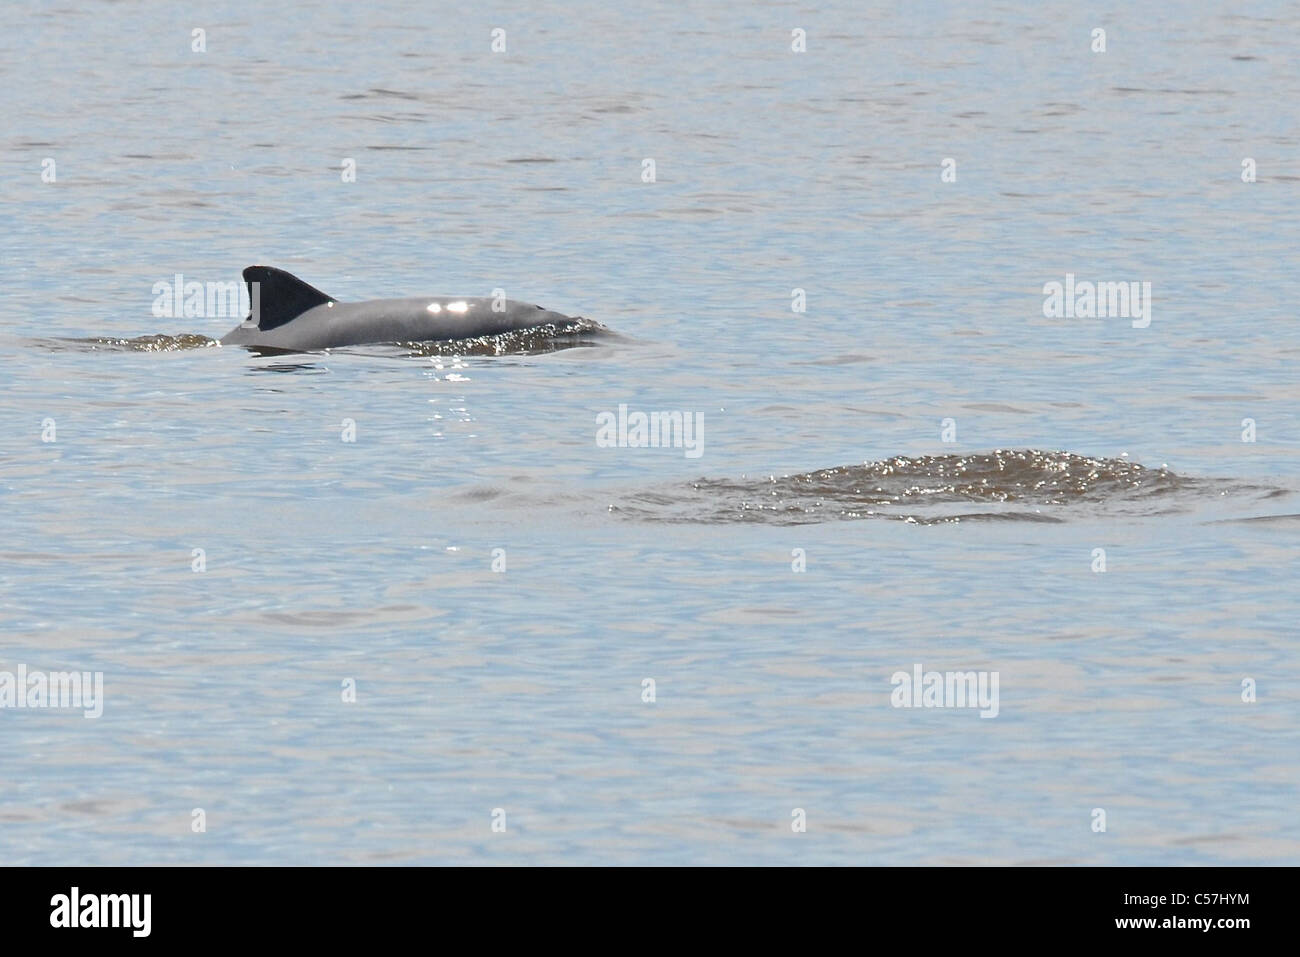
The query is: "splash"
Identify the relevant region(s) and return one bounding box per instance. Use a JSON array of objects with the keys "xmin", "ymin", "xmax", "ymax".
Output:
[
  {"xmin": 616, "ymin": 449, "xmax": 1283, "ymax": 525},
  {"xmin": 392, "ymin": 318, "xmax": 611, "ymax": 357}
]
